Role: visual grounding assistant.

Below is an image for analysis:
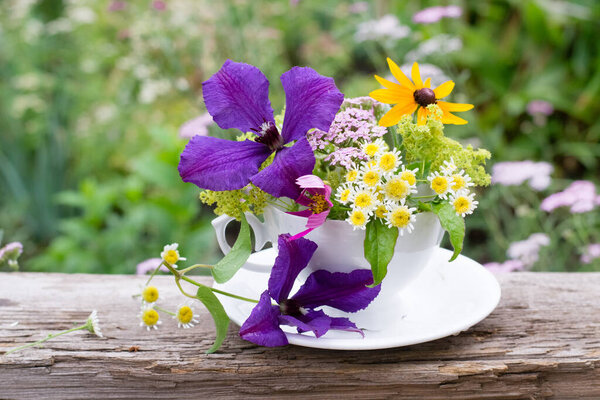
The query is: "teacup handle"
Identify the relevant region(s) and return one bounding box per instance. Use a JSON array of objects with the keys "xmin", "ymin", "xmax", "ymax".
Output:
[{"xmin": 211, "ymin": 213, "xmax": 272, "ymax": 272}]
